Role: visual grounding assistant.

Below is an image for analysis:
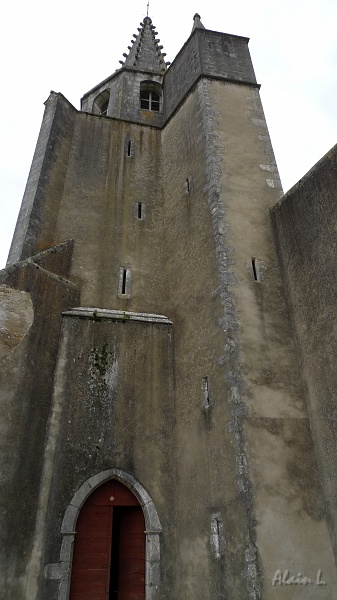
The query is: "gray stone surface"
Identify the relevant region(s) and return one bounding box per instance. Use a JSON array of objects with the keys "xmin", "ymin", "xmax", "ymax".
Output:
[
  {"xmin": 0, "ymin": 284, "xmax": 34, "ymax": 358},
  {"xmin": 0, "ymin": 245, "xmax": 79, "ymax": 599},
  {"xmin": 2, "ymin": 14, "xmax": 337, "ymax": 600},
  {"xmin": 7, "ymin": 94, "xmax": 77, "ymax": 265},
  {"xmin": 271, "ymin": 144, "xmax": 337, "ymax": 559}
]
